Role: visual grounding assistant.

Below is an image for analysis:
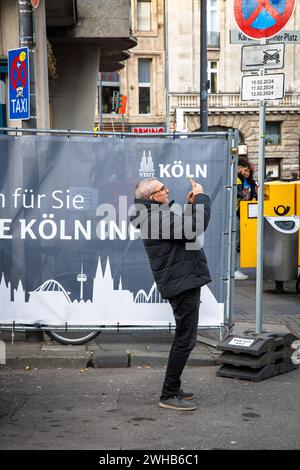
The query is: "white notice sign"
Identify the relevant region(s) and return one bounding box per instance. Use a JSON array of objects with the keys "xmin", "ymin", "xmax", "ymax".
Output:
[
  {"xmin": 241, "ymin": 43, "xmax": 285, "ymax": 72},
  {"xmin": 229, "ymin": 338, "xmax": 255, "ymax": 347},
  {"xmin": 248, "ymin": 203, "xmax": 258, "ymax": 219},
  {"xmin": 241, "ymin": 73, "xmax": 285, "ymax": 101}
]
